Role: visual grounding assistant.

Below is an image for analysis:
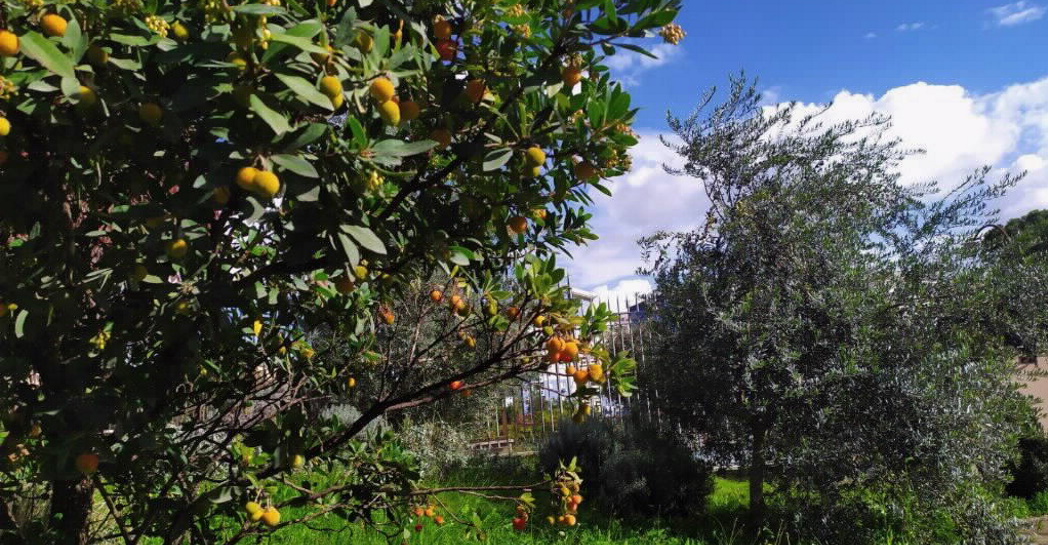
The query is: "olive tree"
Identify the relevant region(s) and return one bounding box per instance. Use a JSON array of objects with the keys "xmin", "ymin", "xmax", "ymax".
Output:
[
  {"xmin": 640, "ymin": 77, "xmax": 1048, "ymax": 542},
  {"xmin": 0, "ymin": 0, "xmax": 681, "ymax": 542}
]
